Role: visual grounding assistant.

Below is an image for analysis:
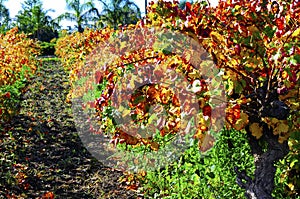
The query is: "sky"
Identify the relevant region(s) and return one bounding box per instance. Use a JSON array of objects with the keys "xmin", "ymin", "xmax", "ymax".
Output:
[{"xmin": 3, "ymin": 0, "xmax": 219, "ymax": 29}]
